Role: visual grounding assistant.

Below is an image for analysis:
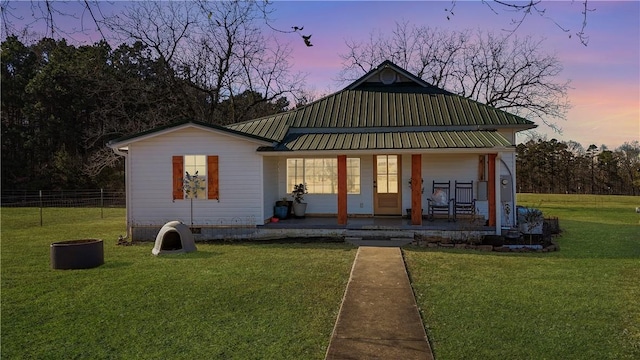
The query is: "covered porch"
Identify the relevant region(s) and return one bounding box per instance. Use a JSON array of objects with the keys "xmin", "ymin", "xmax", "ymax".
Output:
[{"xmin": 264, "ymin": 150, "xmax": 513, "ymax": 236}]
